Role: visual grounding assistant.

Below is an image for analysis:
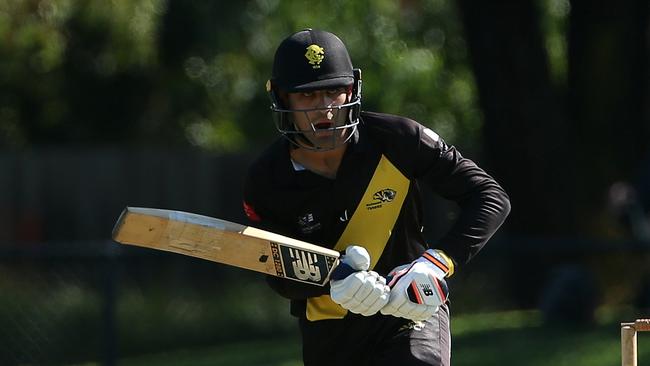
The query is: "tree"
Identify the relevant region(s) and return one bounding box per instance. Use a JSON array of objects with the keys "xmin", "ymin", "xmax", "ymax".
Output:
[
  {"xmin": 457, "ymin": 0, "xmax": 572, "ymax": 235},
  {"xmin": 458, "ymin": 0, "xmax": 649, "ymax": 237},
  {"xmin": 0, "ymin": 0, "xmax": 484, "ymax": 154}
]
